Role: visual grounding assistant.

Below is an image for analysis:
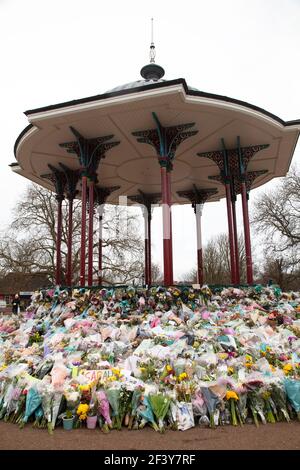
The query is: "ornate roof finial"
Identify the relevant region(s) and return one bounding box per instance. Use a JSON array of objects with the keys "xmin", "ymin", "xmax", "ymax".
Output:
[
  {"xmin": 150, "ymin": 18, "xmax": 156, "ymax": 63},
  {"xmin": 140, "ymin": 18, "xmax": 165, "ymax": 81}
]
